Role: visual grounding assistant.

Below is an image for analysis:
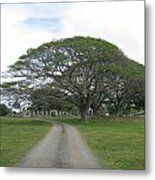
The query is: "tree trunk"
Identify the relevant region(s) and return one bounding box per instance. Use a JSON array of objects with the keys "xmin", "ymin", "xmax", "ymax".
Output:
[
  {"xmin": 92, "ymin": 106, "xmax": 98, "ymax": 116},
  {"xmin": 80, "ymin": 108, "xmax": 87, "ymax": 121},
  {"xmin": 91, "ymin": 94, "xmax": 104, "ymax": 116},
  {"xmin": 116, "ymin": 106, "xmax": 123, "ymax": 117}
]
